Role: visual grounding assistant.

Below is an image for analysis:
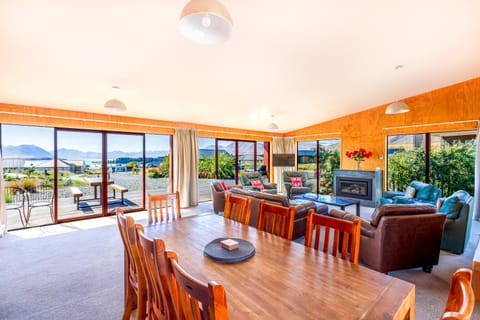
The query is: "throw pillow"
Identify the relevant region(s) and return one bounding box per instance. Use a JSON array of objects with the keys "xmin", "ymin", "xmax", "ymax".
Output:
[
  {"xmin": 251, "ymin": 179, "xmax": 264, "ymax": 190},
  {"xmin": 220, "ymin": 181, "xmax": 228, "ymax": 191},
  {"xmin": 405, "ymin": 186, "xmax": 416, "ymax": 198},
  {"xmin": 439, "ymin": 195, "xmax": 463, "ymax": 219},
  {"xmin": 416, "ymin": 184, "xmax": 437, "ymax": 201},
  {"xmin": 291, "ymin": 177, "xmax": 303, "ymax": 187}
]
